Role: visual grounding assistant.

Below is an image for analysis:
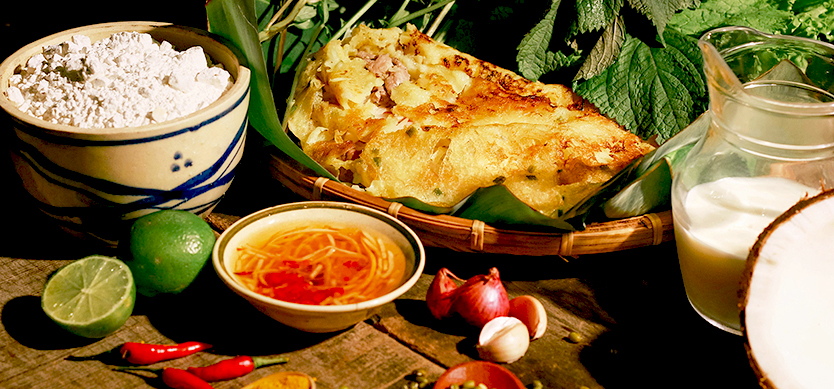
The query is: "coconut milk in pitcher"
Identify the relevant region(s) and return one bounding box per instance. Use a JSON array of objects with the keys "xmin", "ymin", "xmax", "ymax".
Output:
[{"xmin": 671, "ymin": 26, "xmax": 834, "ymax": 334}]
